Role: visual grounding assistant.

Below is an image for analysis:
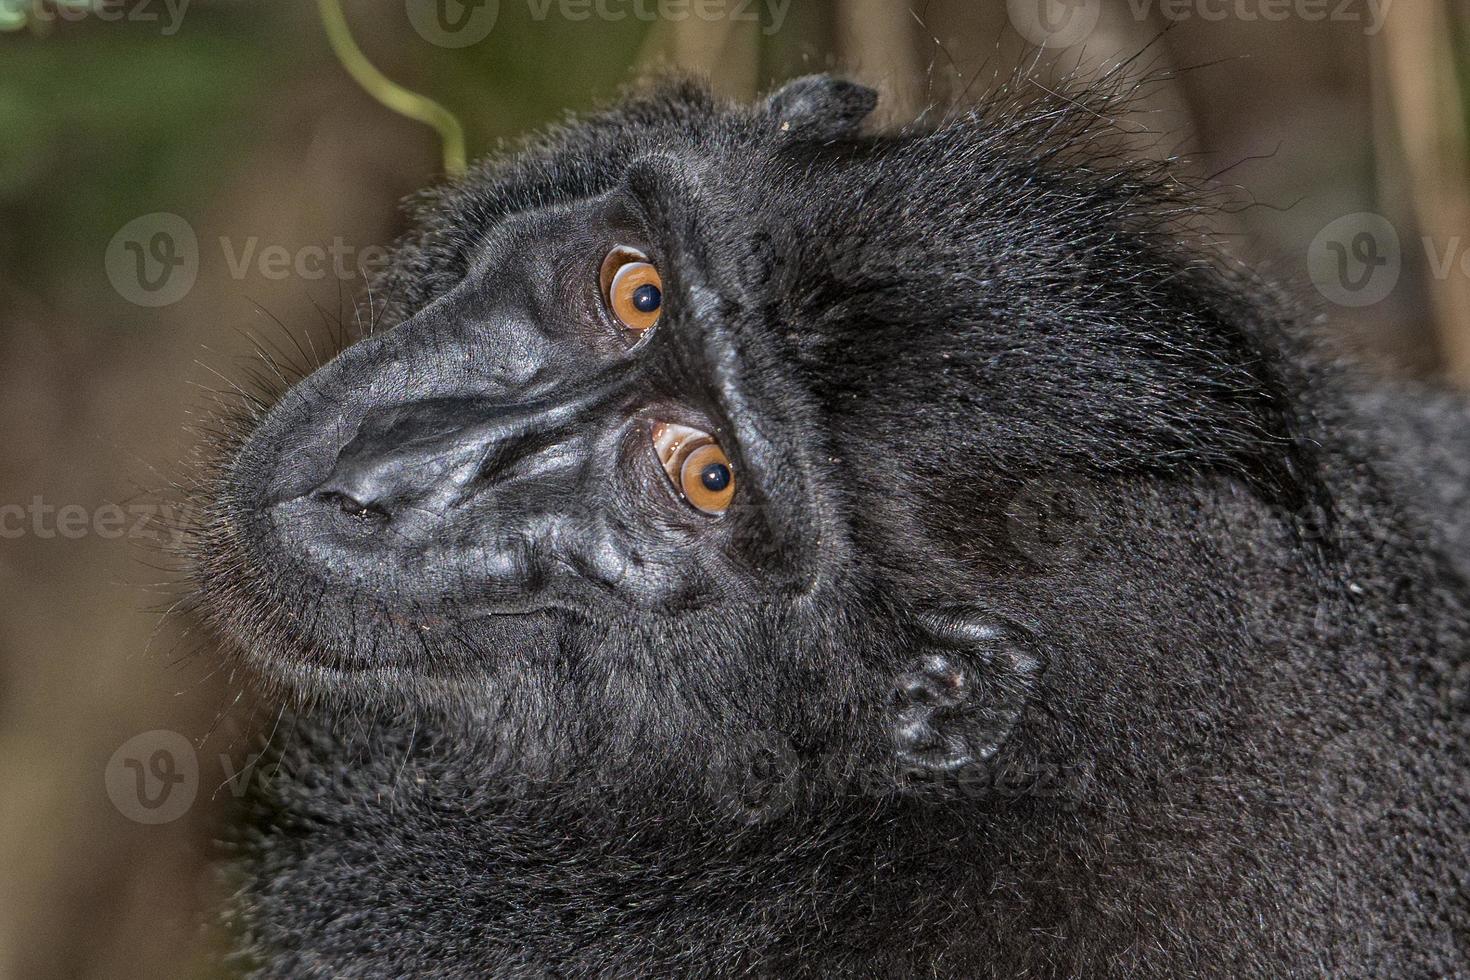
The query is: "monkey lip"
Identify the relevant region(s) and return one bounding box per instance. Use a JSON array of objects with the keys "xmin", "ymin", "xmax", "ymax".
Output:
[
  {"xmin": 199, "ymin": 540, "xmax": 558, "ymax": 693},
  {"xmin": 260, "ymin": 492, "xmax": 578, "ymax": 614},
  {"xmin": 197, "ymin": 474, "xmax": 558, "ymax": 691}
]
